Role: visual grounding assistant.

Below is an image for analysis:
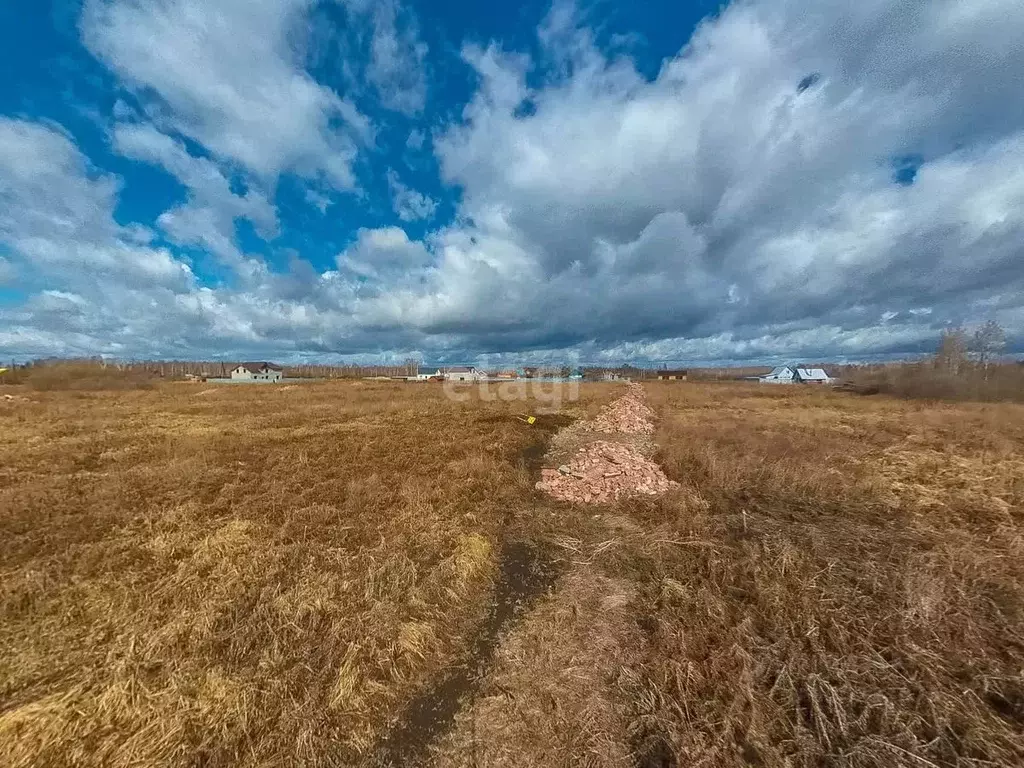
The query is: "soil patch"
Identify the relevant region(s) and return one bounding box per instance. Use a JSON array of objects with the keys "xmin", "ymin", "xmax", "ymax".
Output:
[
  {"xmin": 519, "ymin": 414, "xmax": 574, "ymax": 474},
  {"xmin": 370, "ymin": 540, "xmax": 558, "ymax": 767}
]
